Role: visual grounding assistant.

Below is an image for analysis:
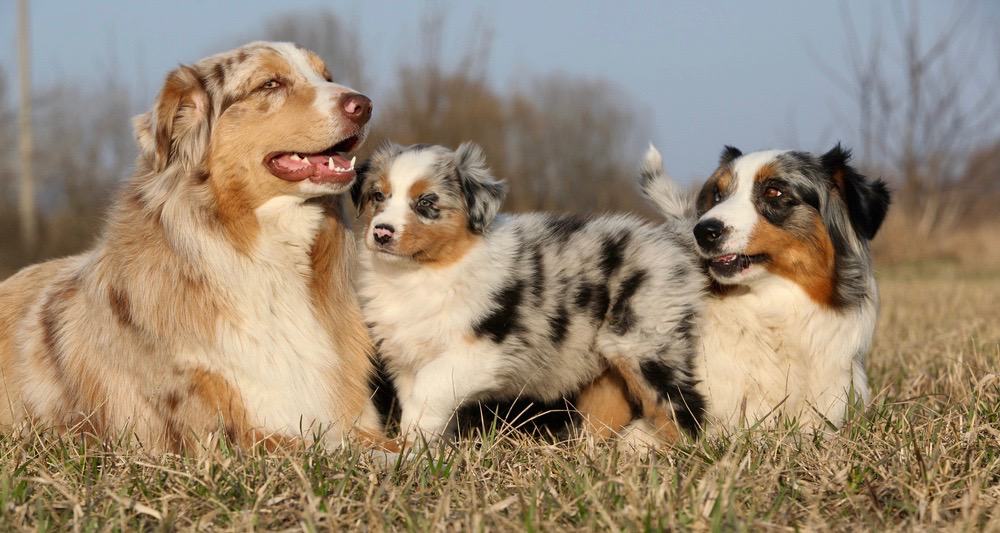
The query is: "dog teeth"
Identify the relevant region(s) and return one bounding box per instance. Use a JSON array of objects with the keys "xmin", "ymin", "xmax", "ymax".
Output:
[
  {"xmin": 350, "ymin": 156, "xmax": 356, "ymax": 170},
  {"xmin": 327, "ymin": 157, "xmax": 335, "ymax": 171},
  {"xmin": 290, "ymin": 154, "xmax": 302, "ymax": 161}
]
